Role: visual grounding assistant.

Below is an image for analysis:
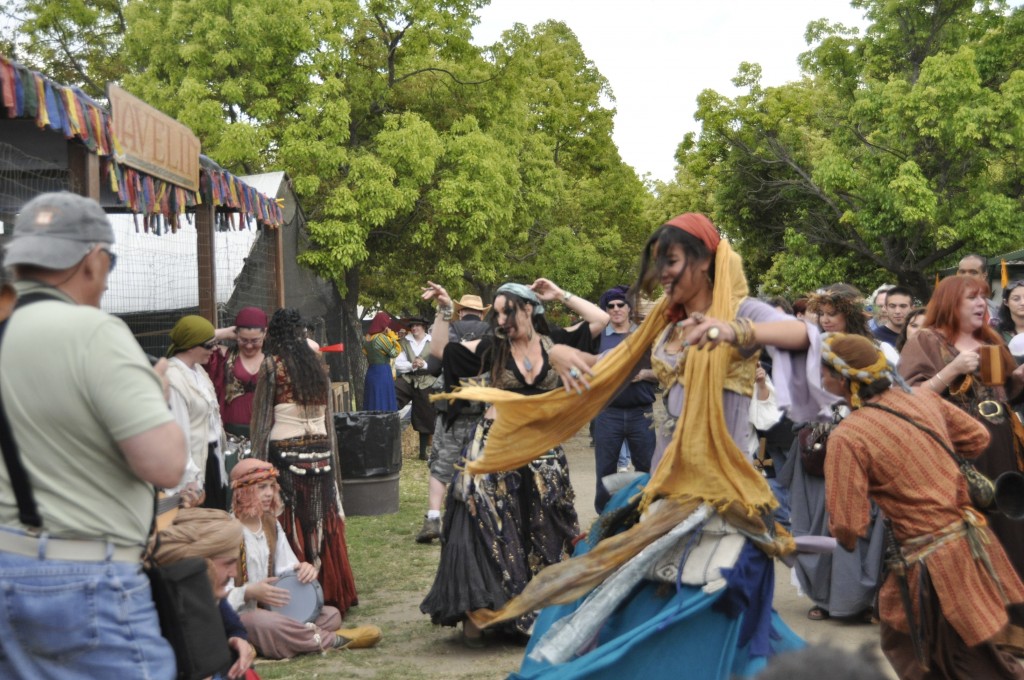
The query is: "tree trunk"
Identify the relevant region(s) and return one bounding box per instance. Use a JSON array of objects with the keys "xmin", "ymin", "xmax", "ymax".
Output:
[{"xmin": 336, "ymin": 266, "xmax": 367, "ymax": 411}]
